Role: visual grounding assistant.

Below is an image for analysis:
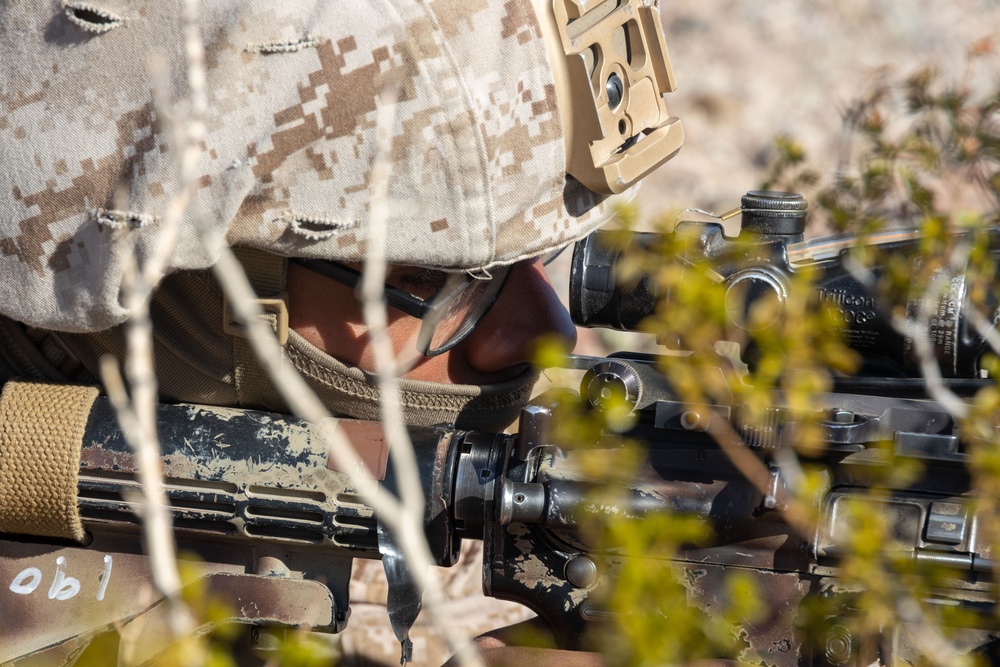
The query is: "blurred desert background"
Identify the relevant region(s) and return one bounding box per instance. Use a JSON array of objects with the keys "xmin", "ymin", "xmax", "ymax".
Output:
[
  {"xmin": 561, "ymin": 0, "xmax": 1000, "ymax": 354},
  {"xmin": 641, "ymin": 0, "xmax": 1000, "ymax": 216}
]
